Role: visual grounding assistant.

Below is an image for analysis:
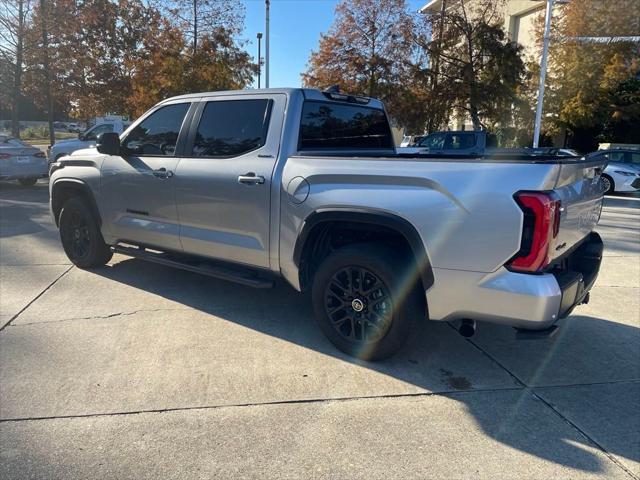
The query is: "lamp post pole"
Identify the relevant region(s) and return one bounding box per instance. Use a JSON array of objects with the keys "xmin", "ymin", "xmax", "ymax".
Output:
[
  {"xmin": 257, "ymin": 32, "xmax": 262, "ymax": 89},
  {"xmin": 265, "ymin": 0, "xmax": 270, "ymax": 88},
  {"xmin": 533, "ymin": 0, "xmax": 555, "ymax": 148}
]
